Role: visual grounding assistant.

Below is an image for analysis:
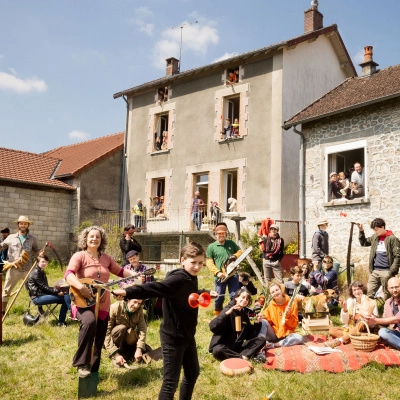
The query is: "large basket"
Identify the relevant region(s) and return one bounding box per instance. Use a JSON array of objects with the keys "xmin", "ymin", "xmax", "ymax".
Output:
[{"xmin": 349, "ymin": 320, "xmax": 379, "ymax": 352}]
